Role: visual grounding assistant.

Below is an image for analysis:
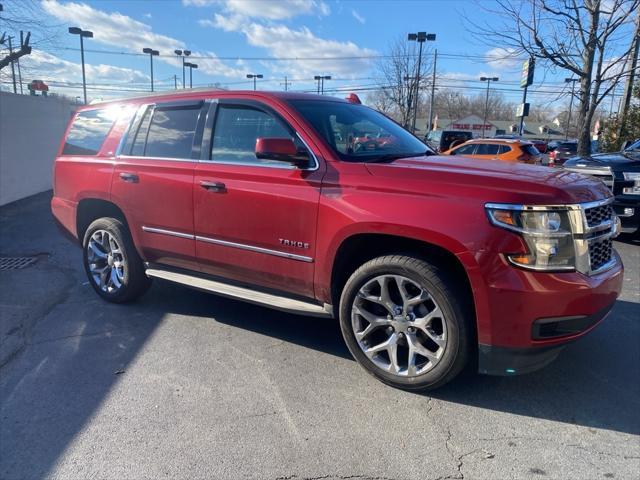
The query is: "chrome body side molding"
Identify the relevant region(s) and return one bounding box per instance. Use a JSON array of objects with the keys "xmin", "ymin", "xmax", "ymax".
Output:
[{"xmin": 142, "ymin": 226, "xmax": 313, "ymax": 262}]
